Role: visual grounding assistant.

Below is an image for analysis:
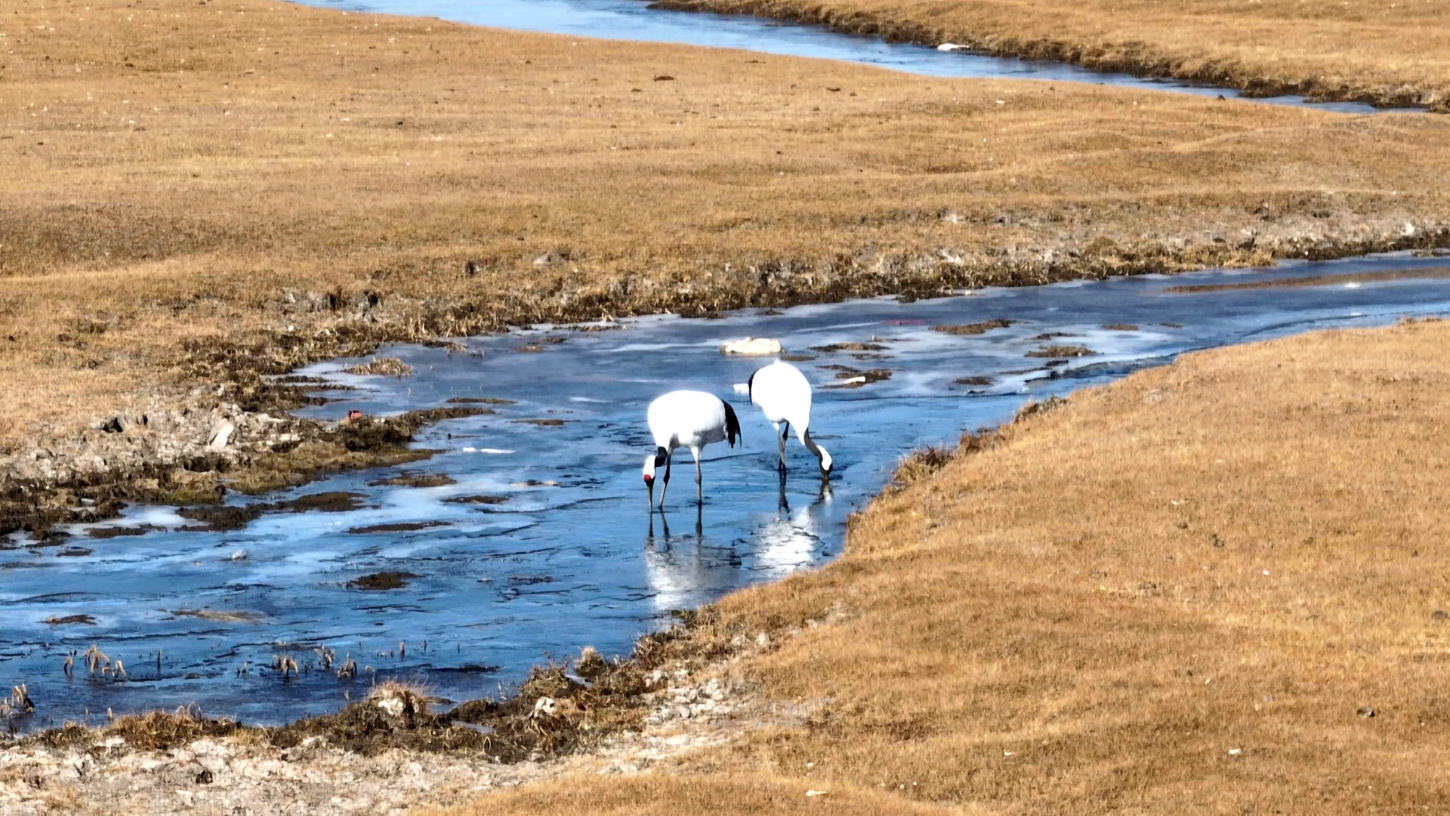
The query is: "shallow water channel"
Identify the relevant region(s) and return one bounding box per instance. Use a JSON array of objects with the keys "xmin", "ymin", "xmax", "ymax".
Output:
[
  {"xmin": 3, "ymin": 254, "xmax": 1450, "ymax": 728},
  {"xmin": 291, "ymin": 0, "xmax": 1411, "ymax": 114}
]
